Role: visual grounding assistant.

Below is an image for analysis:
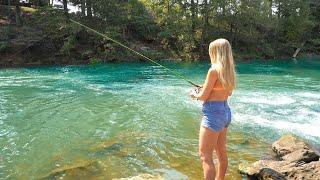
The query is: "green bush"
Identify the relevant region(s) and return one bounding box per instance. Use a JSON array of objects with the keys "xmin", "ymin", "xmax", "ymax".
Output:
[
  {"xmin": 0, "ymin": 42, "xmax": 10, "ymax": 53},
  {"xmin": 0, "ymin": 26, "xmax": 12, "ymax": 40},
  {"xmin": 59, "ymin": 34, "xmax": 77, "ymax": 56},
  {"xmin": 89, "ymin": 57, "xmax": 102, "ymax": 65}
]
